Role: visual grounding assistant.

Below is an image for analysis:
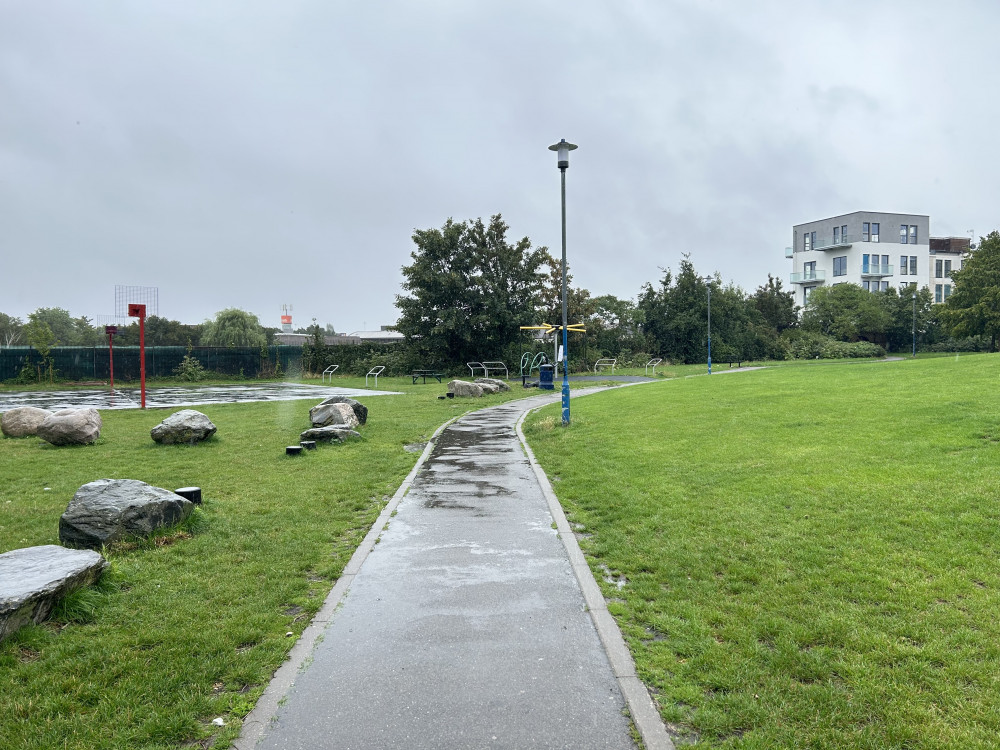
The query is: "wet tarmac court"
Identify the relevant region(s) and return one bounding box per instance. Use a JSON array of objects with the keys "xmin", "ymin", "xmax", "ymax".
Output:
[{"xmin": 0, "ymin": 382, "xmax": 402, "ymax": 412}]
